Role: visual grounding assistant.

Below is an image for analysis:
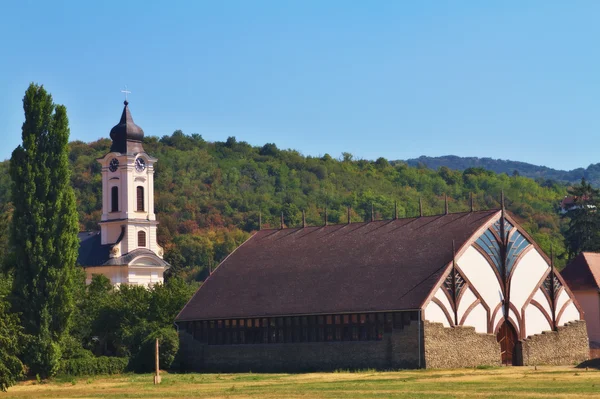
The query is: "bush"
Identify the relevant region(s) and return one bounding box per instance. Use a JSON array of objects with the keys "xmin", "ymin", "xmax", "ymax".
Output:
[
  {"xmin": 130, "ymin": 327, "xmax": 179, "ymax": 372},
  {"xmin": 24, "ymin": 327, "xmax": 62, "ymax": 378},
  {"xmin": 0, "ymin": 293, "xmax": 24, "ymax": 391},
  {"xmin": 58, "ymin": 356, "xmax": 128, "ymax": 376},
  {"xmin": 60, "ymin": 335, "xmax": 93, "ymax": 360}
]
